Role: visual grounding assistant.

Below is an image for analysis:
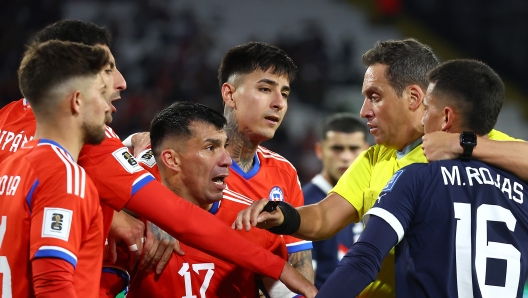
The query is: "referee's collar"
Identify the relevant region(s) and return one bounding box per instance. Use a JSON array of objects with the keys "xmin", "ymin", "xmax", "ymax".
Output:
[{"xmin": 396, "ymin": 137, "xmax": 422, "ymax": 159}]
